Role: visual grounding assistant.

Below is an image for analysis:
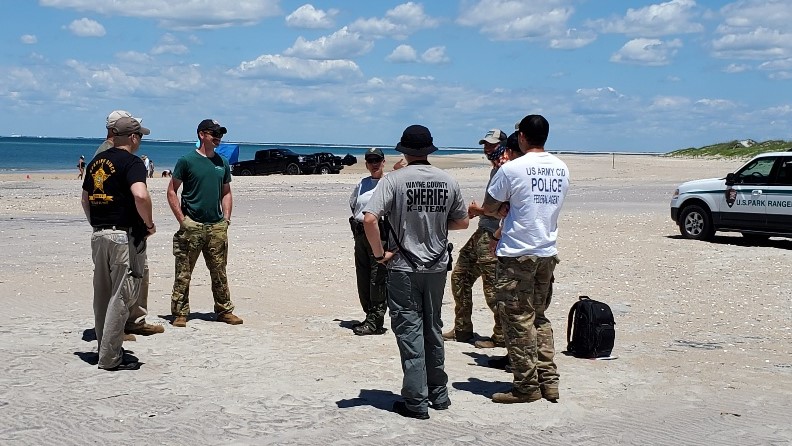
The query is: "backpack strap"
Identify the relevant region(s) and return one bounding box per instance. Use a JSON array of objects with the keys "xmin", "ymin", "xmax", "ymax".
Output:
[
  {"xmin": 384, "ymin": 217, "xmax": 448, "ymax": 271},
  {"xmin": 566, "ymin": 296, "xmax": 590, "ymax": 347}
]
